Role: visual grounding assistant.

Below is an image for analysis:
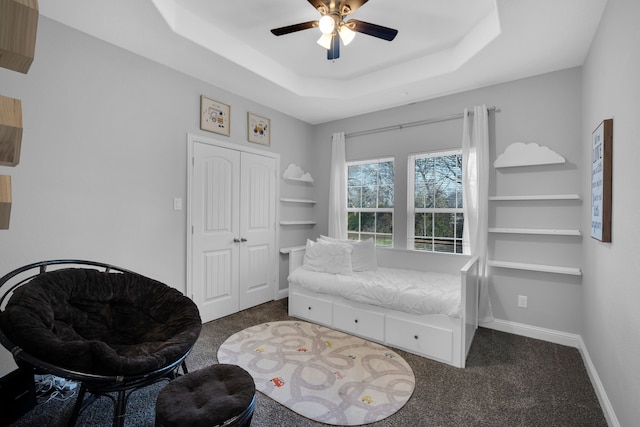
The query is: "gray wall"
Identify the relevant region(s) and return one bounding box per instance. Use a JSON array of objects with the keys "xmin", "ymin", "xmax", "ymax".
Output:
[
  {"xmin": 313, "ymin": 68, "xmax": 584, "ymax": 334},
  {"xmin": 0, "ymin": 18, "xmax": 316, "ymax": 374},
  {"xmin": 582, "ymin": 0, "xmax": 640, "ymax": 425}
]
